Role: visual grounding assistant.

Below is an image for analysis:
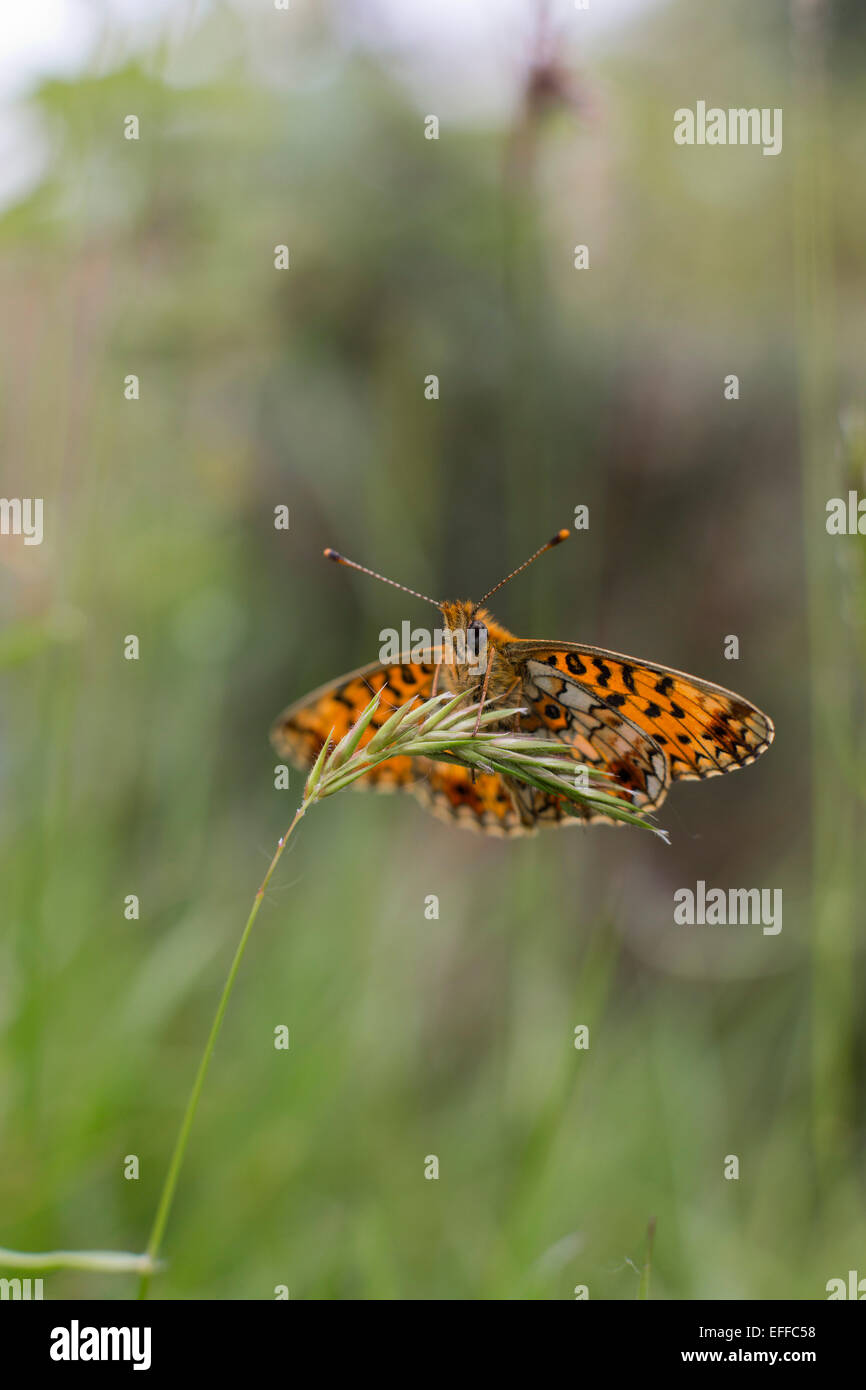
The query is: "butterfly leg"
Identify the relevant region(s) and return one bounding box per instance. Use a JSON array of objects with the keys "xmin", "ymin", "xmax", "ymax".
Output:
[
  {"xmin": 501, "ymin": 675, "xmax": 521, "ymax": 713},
  {"xmin": 470, "ymin": 654, "xmax": 495, "ymax": 736},
  {"xmin": 467, "ymin": 655, "xmax": 498, "ymax": 782}
]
